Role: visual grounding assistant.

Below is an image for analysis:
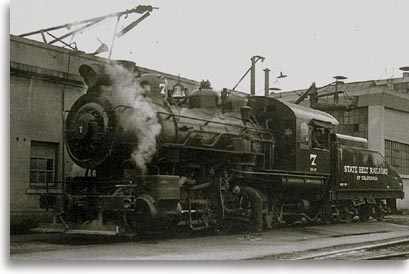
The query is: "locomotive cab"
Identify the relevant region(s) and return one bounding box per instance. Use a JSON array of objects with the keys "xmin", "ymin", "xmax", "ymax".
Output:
[{"xmin": 248, "ymin": 96, "xmax": 338, "ymax": 173}]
